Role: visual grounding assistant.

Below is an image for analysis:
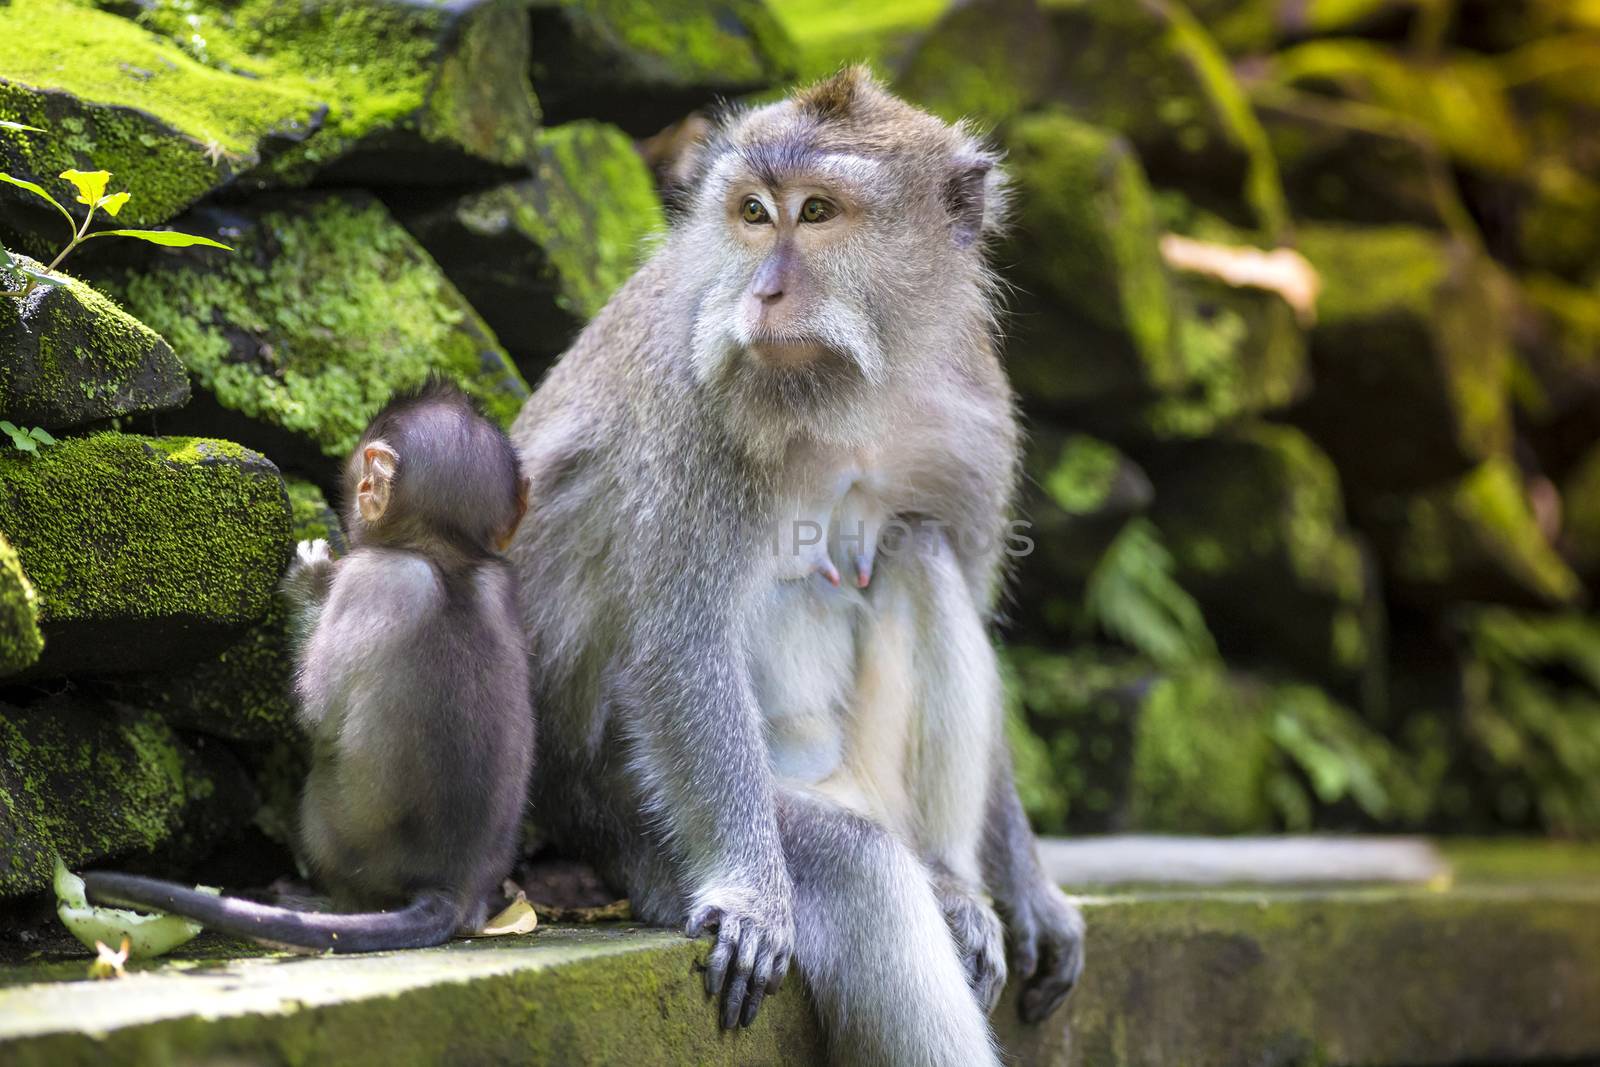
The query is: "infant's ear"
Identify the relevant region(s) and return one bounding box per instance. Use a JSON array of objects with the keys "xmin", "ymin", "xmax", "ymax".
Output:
[
  {"xmin": 498, "ymin": 476, "xmax": 531, "ymax": 551},
  {"xmin": 357, "ymin": 440, "xmax": 399, "ymax": 523}
]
